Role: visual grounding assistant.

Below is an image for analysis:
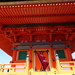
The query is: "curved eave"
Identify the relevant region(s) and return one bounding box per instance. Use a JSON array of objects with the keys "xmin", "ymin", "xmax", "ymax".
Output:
[
  {"xmin": 0, "ymin": 1, "xmax": 75, "ymax": 25},
  {"xmin": 0, "ymin": 35, "xmax": 12, "ymax": 56}
]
